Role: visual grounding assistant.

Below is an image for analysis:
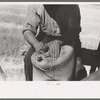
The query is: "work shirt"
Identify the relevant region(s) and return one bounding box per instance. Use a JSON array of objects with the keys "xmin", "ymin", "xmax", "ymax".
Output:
[{"xmin": 23, "ymin": 4, "xmax": 81, "ymax": 57}]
